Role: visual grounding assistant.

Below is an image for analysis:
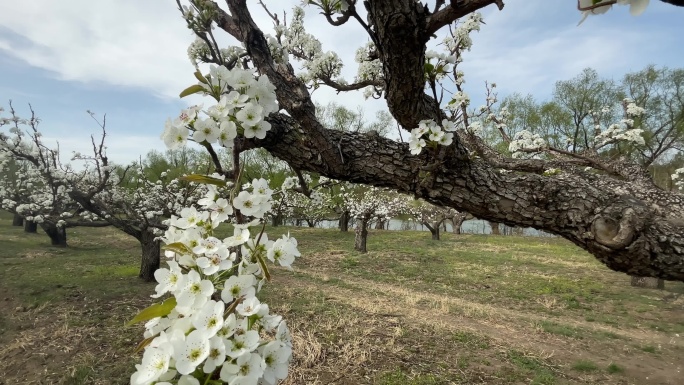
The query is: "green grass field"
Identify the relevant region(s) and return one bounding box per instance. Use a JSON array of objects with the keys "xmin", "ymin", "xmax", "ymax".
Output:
[{"xmin": 0, "ymin": 210, "xmax": 682, "ymax": 384}]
